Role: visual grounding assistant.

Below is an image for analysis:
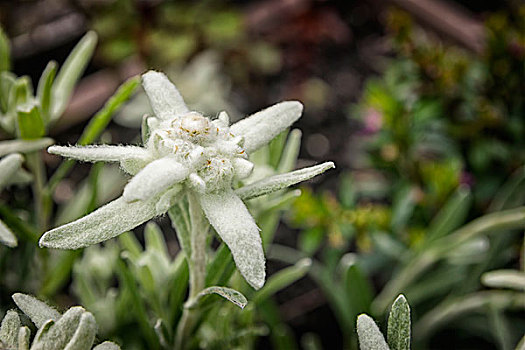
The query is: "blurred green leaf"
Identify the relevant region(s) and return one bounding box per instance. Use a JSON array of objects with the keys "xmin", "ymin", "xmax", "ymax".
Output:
[
  {"xmin": 37, "ymin": 61, "xmax": 57, "ymax": 125},
  {"xmin": 253, "ymin": 258, "xmax": 311, "ymax": 304},
  {"xmin": 342, "ymin": 254, "xmax": 374, "ymax": 316},
  {"xmin": 387, "ymin": 295, "xmax": 411, "ymax": 350},
  {"xmin": 481, "ymin": 270, "xmax": 525, "ymax": 291},
  {"xmin": 0, "ymin": 71, "xmax": 15, "ymax": 113},
  {"xmin": 51, "ymin": 31, "xmax": 97, "ymax": 120},
  {"xmin": 8, "ymin": 76, "xmax": 32, "ymax": 111},
  {"xmin": 391, "ymin": 185, "xmax": 416, "ymax": 233},
  {"xmin": 277, "ymin": 129, "xmax": 301, "ymax": 173},
  {"xmin": 17, "ymin": 103, "xmax": 45, "ymax": 139},
  {"xmin": 0, "ymin": 138, "xmax": 53, "ymax": 157},
  {"xmin": 0, "ymin": 26, "xmax": 9, "ymax": 72}
]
